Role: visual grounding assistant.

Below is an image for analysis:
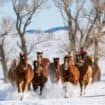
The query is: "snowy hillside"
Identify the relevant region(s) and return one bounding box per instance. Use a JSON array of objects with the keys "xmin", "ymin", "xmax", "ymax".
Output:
[{"xmin": 0, "ymin": 30, "xmax": 105, "ymax": 105}]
